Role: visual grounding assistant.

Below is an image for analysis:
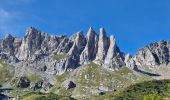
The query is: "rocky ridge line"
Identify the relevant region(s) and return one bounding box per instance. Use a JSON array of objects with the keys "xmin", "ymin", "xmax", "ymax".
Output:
[{"xmin": 0, "ymin": 27, "xmax": 169, "ymax": 76}]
